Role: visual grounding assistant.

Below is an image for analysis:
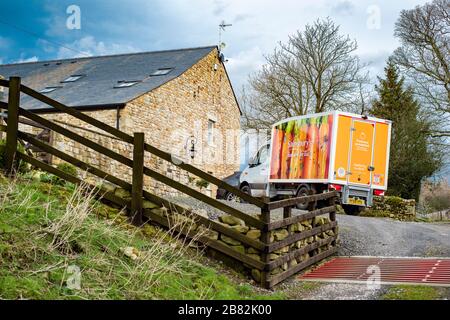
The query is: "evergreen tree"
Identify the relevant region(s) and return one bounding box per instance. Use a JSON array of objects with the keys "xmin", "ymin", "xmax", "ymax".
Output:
[{"xmin": 371, "ymin": 62, "xmax": 441, "ymax": 200}]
